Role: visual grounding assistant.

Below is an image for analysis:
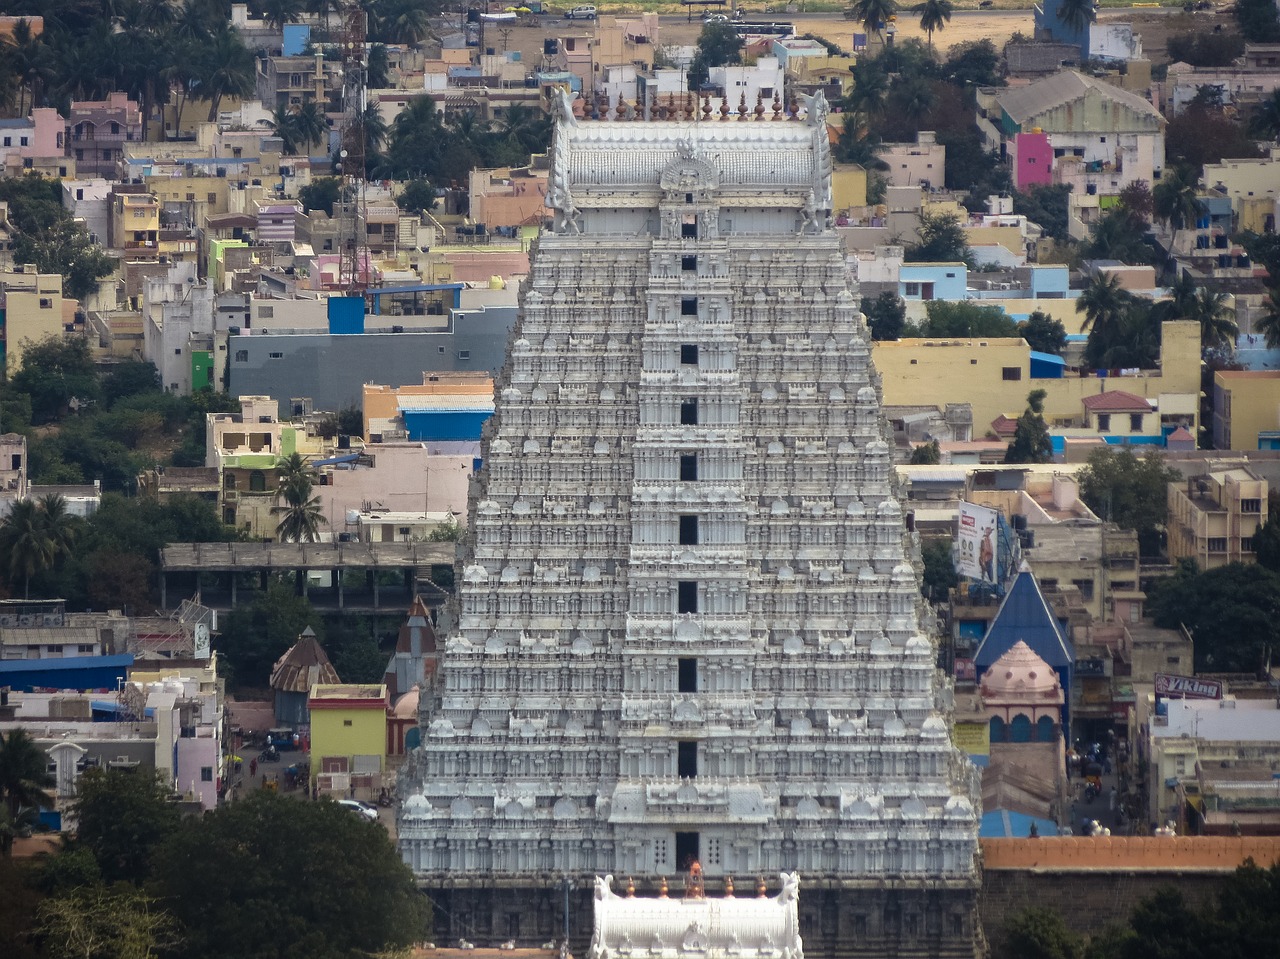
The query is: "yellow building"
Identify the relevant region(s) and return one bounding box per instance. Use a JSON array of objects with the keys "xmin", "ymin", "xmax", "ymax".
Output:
[
  {"xmin": 111, "ymin": 191, "xmax": 160, "ymax": 258},
  {"xmin": 1213, "ymin": 369, "xmax": 1280, "ymax": 451},
  {"xmin": 1167, "ymin": 467, "xmax": 1268, "ymax": 569},
  {"xmin": 872, "ymin": 320, "xmax": 1201, "ymax": 439},
  {"xmin": 0, "ymin": 266, "xmax": 68, "ymax": 376},
  {"xmin": 308, "ymin": 683, "xmax": 389, "ymax": 791},
  {"xmin": 832, "ymin": 163, "xmax": 868, "ymax": 213}
]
